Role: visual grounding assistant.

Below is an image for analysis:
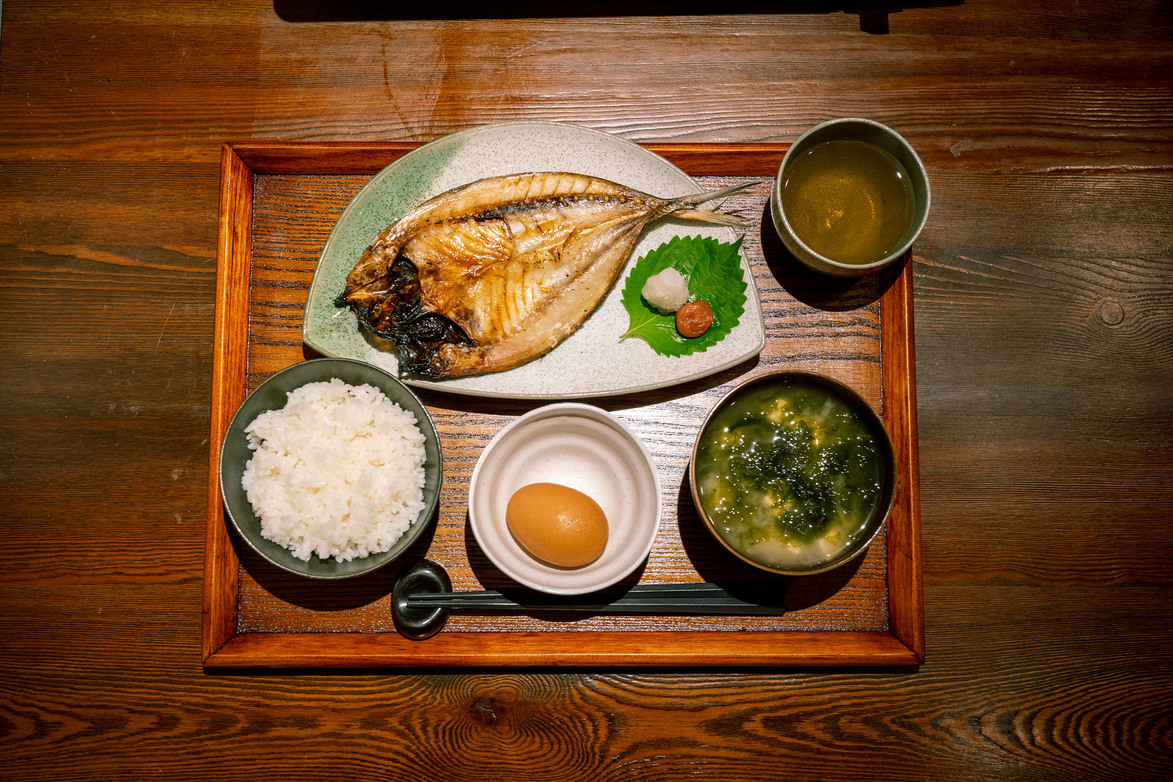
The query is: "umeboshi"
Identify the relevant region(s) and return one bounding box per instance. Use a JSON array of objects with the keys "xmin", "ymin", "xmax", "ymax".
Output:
[{"xmin": 676, "ymin": 300, "xmax": 714, "ymax": 338}]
